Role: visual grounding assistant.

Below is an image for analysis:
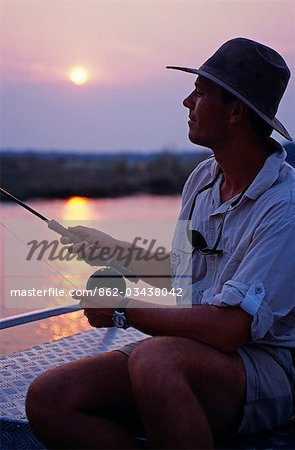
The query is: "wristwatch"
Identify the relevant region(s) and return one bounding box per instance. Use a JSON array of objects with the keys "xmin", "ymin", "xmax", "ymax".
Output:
[{"xmin": 112, "ymin": 297, "xmax": 130, "ymax": 329}]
